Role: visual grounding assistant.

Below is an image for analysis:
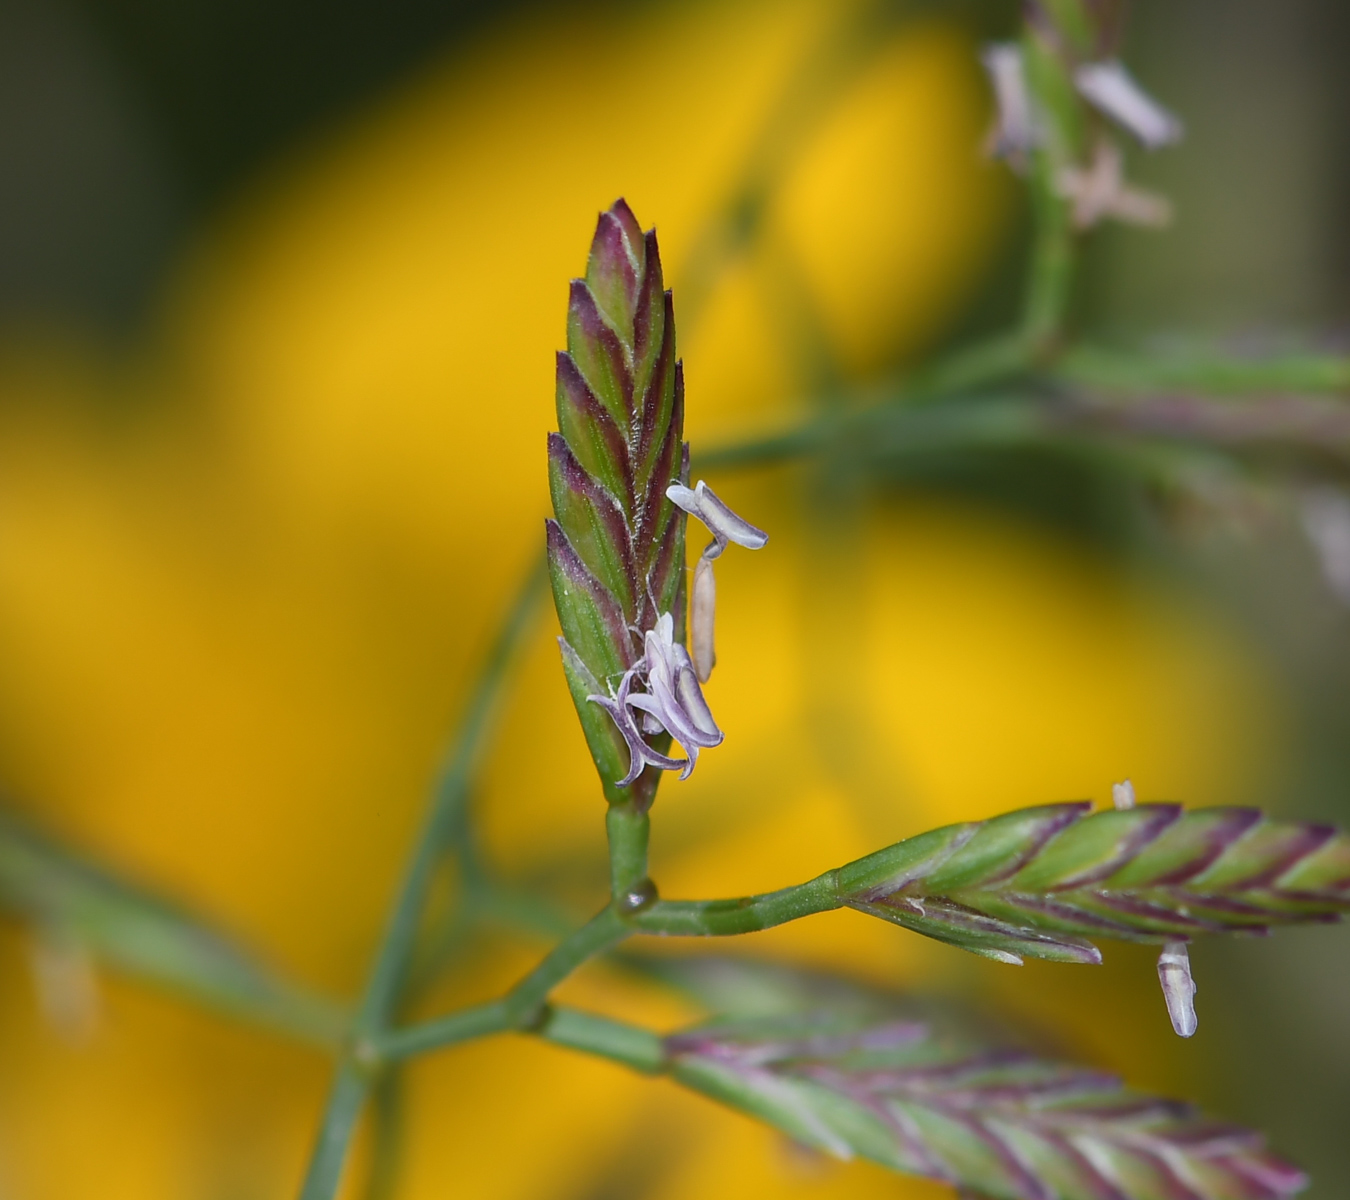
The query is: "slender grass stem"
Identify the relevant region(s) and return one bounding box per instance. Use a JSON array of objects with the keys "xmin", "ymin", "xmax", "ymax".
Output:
[
  {"xmin": 698, "ymin": 392, "xmax": 1046, "ymax": 474},
  {"xmin": 298, "ymin": 1063, "xmax": 371, "ymax": 1200},
  {"xmin": 1055, "ymin": 344, "xmax": 1350, "ymax": 394},
  {"xmin": 903, "ymin": 333, "xmax": 1035, "ymax": 398},
  {"xmin": 374, "ymin": 875, "xmax": 845, "ymax": 1066},
  {"xmin": 357, "ymin": 561, "xmax": 546, "ymax": 1033},
  {"xmin": 631, "ymin": 871, "xmax": 842, "ymax": 937},
  {"xmin": 373, "ymin": 999, "xmax": 513, "ymax": 1063},
  {"xmin": 377, "ymin": 907, "xmax": 630, "ymax": 1061},
  {"xmin": 297, "ymin": 561, "xmax": 545, "ymax": 1200},
  {"xmin": 1018, "ymin": 27, "xmax": 1083, "ymax": 358},
  {"xmin": 0, "ymin": 812, "xmax": 349, "ymax": 1046},
  {"xmin": 376, "ymin": 1002, "xmax": 666, "ymax": 1073},
  {"xmin": 502, "ymin": 906, "xmax": 631, "ymax": 1022},
  {"xmin": 693, "ymin": 329, "xmax": 1043, "ymax": 474},
  {"xmin": 1021, "ymin": 176, "xmax": 1075, "ymax": 357},
  {"xmin": 606, "ymin": 801, "xmax": 651, "ymax": 901},
  {"xmin": 362, "ymin": 1069, "xmax": 408, "ymax": 1200},
  {"xmin": 535, "ymin": 1005, "xmax": 665, "ymax": 1073}
]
